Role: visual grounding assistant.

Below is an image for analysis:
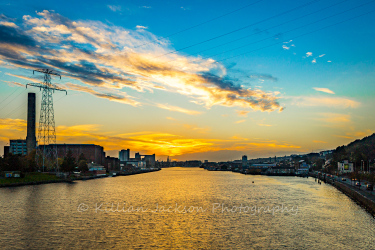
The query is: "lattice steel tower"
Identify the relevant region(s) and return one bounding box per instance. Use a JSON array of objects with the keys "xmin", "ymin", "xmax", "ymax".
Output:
[{"xmin": 27, "ymin": 69, "xmax": 67, "ymax": 172}]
